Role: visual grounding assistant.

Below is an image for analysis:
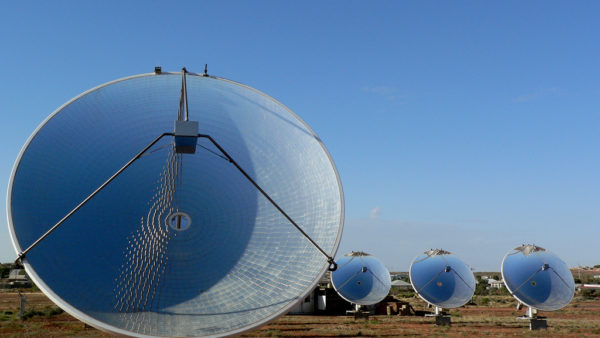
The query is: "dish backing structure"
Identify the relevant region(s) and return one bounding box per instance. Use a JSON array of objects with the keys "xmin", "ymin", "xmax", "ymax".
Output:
[
  {"xmin": 7, "ymin": 68, "xmax": 344, "ymax": 337},
  {"xmin": 331, "ymin": 251, "xmax": 391, "ymax": 306}
]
